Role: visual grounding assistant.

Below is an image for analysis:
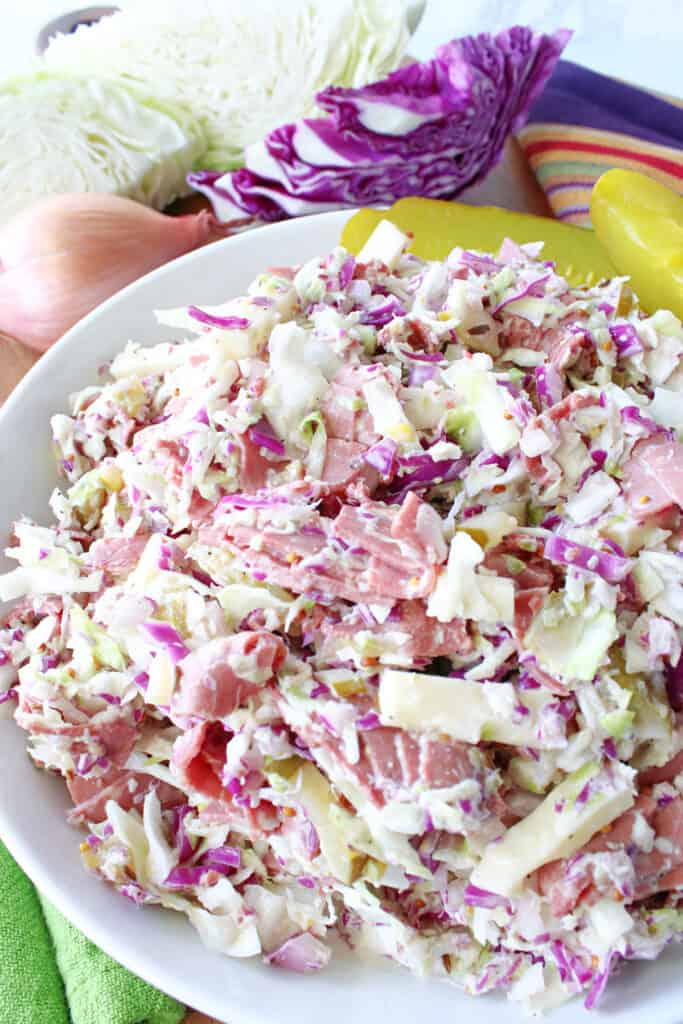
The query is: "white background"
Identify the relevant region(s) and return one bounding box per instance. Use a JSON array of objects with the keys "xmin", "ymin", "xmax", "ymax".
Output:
[{"xmin": 0, "ymin": 0, "xmax": 681, "ymax": 95}]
